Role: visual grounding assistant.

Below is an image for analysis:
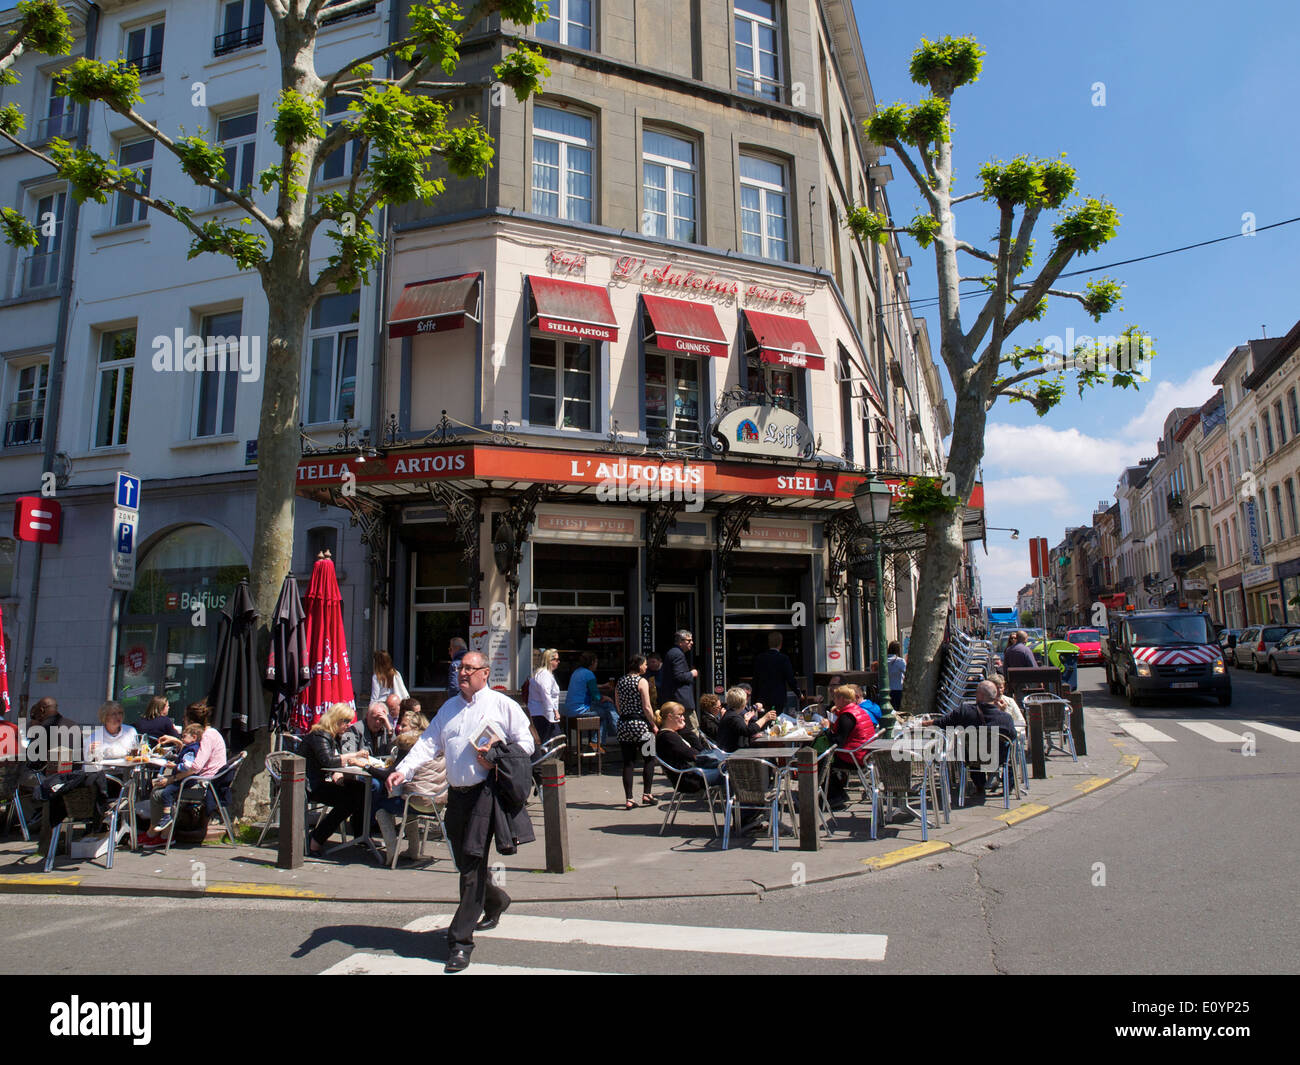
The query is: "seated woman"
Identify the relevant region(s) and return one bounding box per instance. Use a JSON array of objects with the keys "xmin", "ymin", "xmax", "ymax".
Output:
[
  {"xmin": 828, "ymin": 685, "xmax": 876, "ymax": 764},
  {"xmin": 384, "ymin": 729, "xmax": 447, "ymax": 861},
  {"xmin": 136, "ymin": 695, "xmax": 180, "ymax": 741},
  {"xmin": 139, "ymin": 700, "xmax": 229, "ymax": 848},
  {"xmin": 654, "ymin": 701, "xmax": 721, "ymax": 790},
  {"xmin": 301, "ymin": 703, "xmax": 372, "ymax": 857},
  {"xmin": 88, "ymin": 701, "xmax": 139, "ymax": 760},
  {"xmin": 988, "ymin": 674, "xmax": 1026, "ymax": 729}
]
